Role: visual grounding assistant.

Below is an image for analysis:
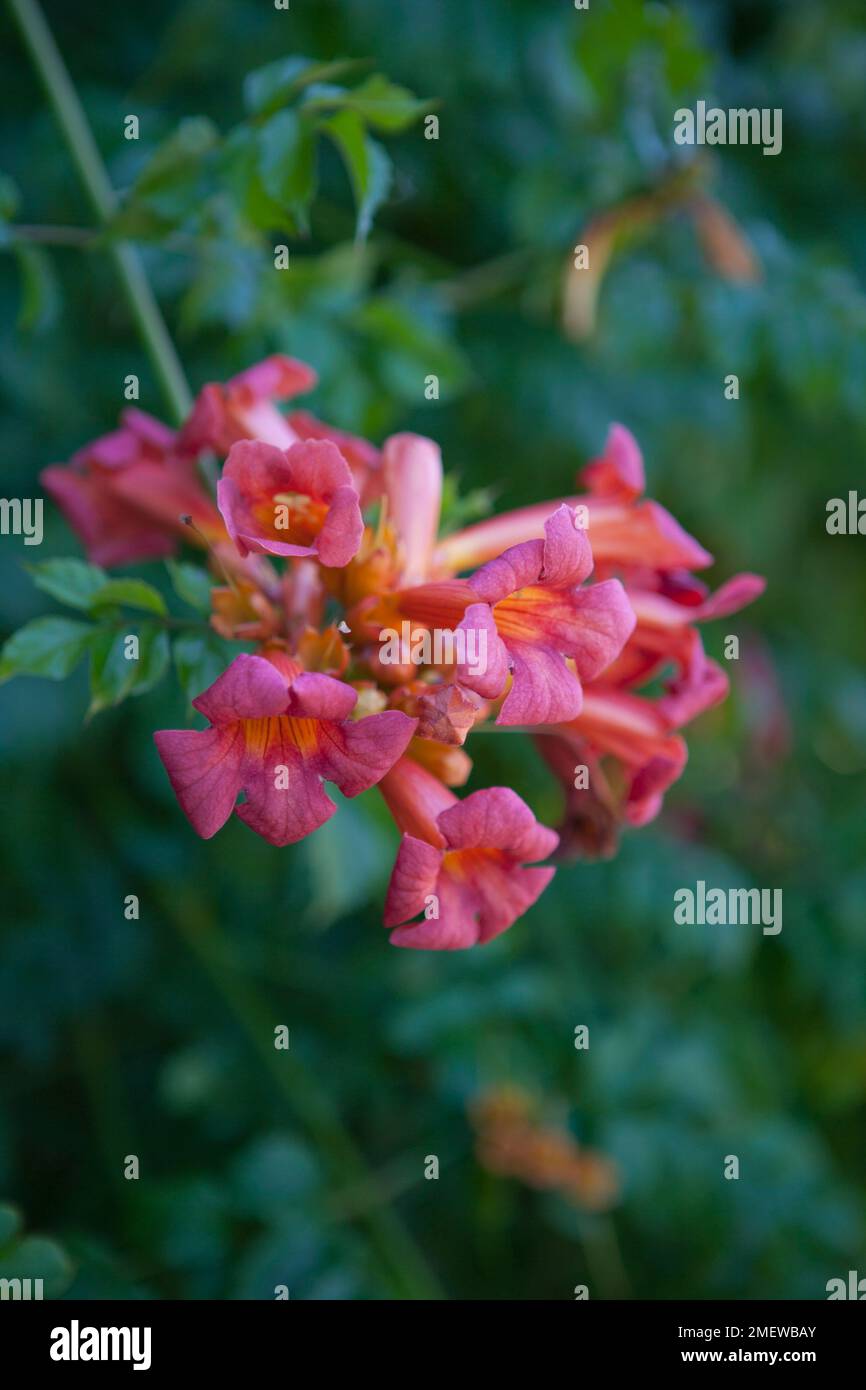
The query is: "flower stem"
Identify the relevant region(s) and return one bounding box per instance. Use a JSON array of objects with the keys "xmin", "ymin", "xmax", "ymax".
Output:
[{"xmin": 6, "ymin": 0, "xmax": 193, "ymax": 425}]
